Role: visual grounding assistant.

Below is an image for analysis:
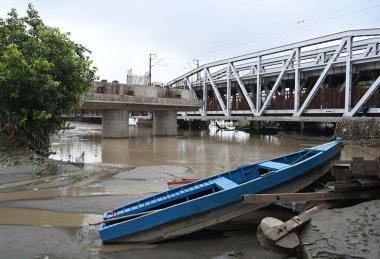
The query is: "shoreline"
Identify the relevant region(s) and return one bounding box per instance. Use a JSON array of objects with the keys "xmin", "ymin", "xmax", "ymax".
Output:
[
  {"xmin": 1, "ymin": 133, "xmax": 379, "ymax": 258},
  {"xmin": 0, "ymin": 142, "xmax": 284, "ymax": 258}
]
